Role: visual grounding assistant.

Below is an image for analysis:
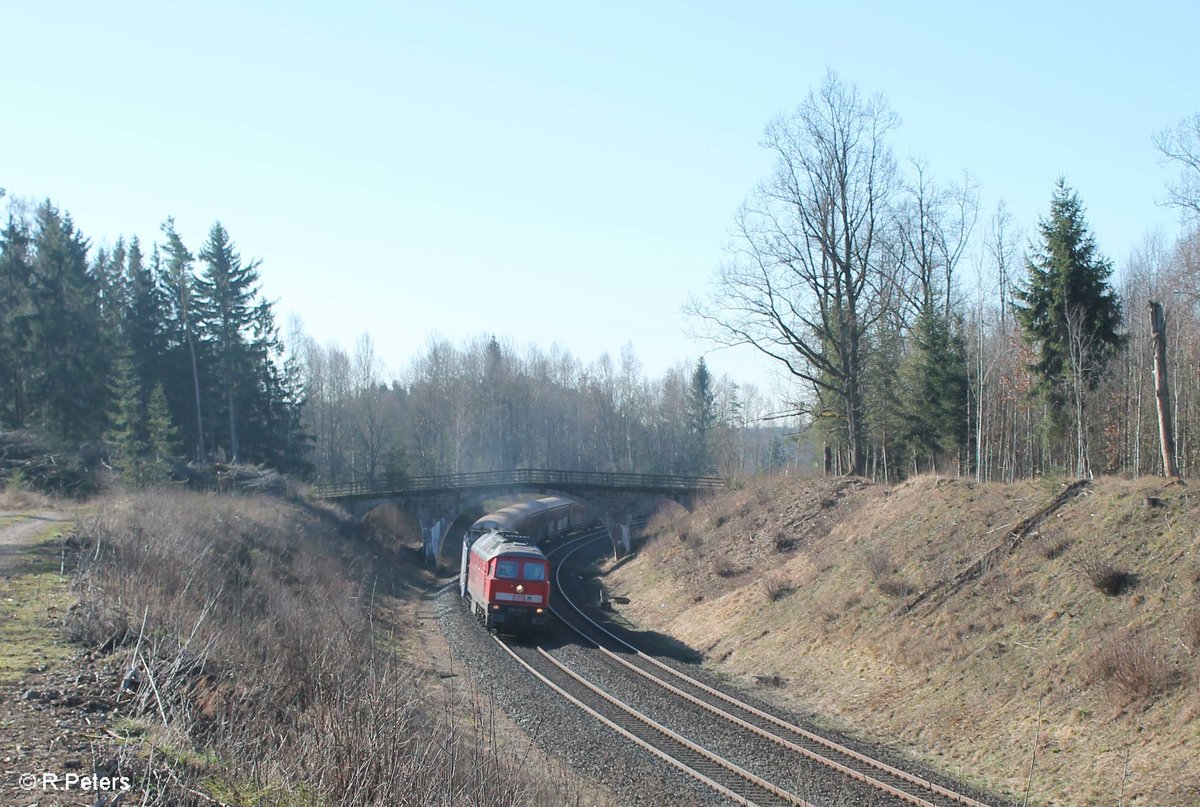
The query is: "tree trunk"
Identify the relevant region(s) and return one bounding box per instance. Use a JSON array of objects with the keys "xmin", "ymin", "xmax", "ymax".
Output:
[
  {"xmin": 228, "ymin": 384, "xmax": 239, "ymax": 464},
  {"xmin": 1149, "ymin": 301, "xmax": 1179, "ymax": 477},
  {"xmin": 186, "ymin": 328, "xmax": 205, "ymax": 462}
]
